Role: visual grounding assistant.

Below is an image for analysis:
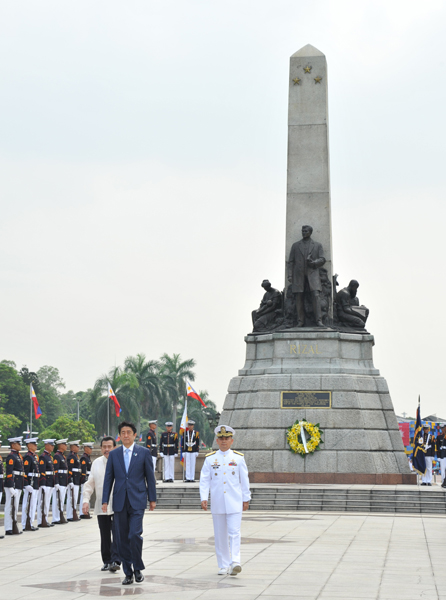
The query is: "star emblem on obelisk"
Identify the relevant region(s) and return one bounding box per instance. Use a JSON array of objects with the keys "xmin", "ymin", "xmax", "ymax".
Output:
[
  {"xmin": 292, "ymin": 78, "xmax": 301, "ymax": 85},
  {"xmin": 314, "ymin": 76, "xmax": 322, "ymax": 83},
  {"xmin": 304, "ymin": 66, "xmax": 312, "ymax": 73}
]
